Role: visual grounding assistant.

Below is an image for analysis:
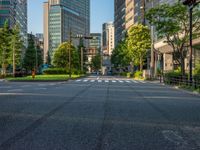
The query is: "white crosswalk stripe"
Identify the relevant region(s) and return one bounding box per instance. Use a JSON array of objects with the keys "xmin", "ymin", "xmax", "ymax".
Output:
[
  {"xmin": 74, "ymin": 79, "xmax": 148, "ymax": 84},
  {"xmin": 132, "ymin": 80, "xmax": 139, "ymax": 83}
]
